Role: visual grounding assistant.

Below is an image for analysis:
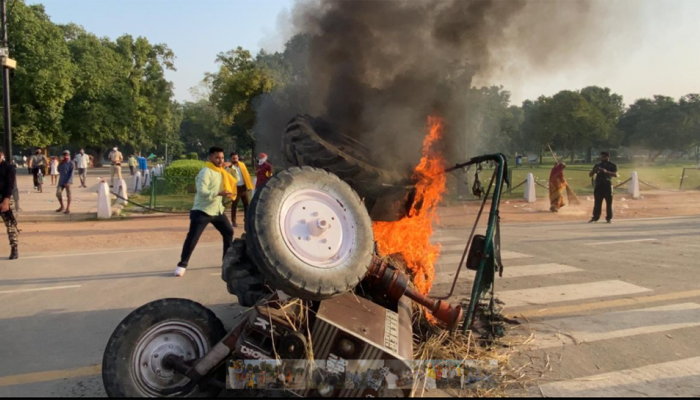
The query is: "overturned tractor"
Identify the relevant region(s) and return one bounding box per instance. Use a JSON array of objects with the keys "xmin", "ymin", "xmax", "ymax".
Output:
[{"xmin": 101, "ymin": 115, "xmax": 509, "ymax": 398}]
